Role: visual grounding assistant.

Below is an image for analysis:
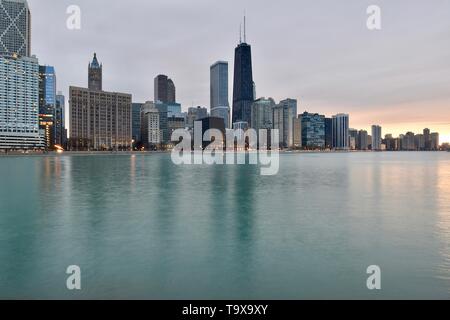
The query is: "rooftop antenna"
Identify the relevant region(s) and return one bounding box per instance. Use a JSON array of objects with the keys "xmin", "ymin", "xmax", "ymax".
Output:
[
  {"xmin": 239, "ymin": 23, "xmax": 242, "ymax": 44},
  {"xmin": 244, "ymin": 11, "xmax": 246, "ymax": 43}
]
